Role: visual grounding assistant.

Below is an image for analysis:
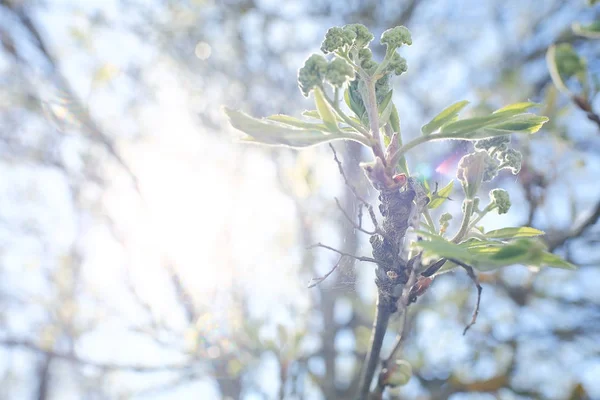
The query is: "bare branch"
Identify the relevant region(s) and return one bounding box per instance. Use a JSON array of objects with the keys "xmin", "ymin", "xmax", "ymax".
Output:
[
  {"xmin": 448, "ymin": 259, "xmax": 482, "ymax": 335},
  {"xmin": 308, "ymin": 256, "xmax": 343, "ymax": 288},
  {"xmin": 329, "ymin": 144, "xmax": 380, "ymax": 230},
  {"xmin": 334, "ymin": 197, "xmax": 377, "ymax": 235},
  {"xmin": 307, "ymin": 242, "xmax": 377, "ymax": 264},
  {"xmin": 0, "ymin": 339, "xmax": 192, "ymax": 372}
]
